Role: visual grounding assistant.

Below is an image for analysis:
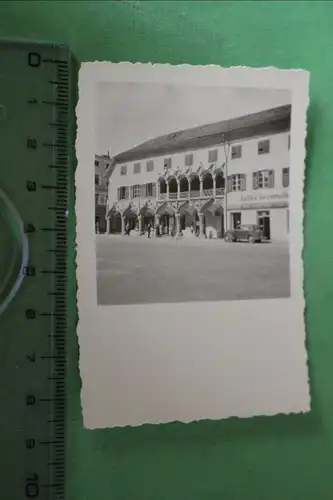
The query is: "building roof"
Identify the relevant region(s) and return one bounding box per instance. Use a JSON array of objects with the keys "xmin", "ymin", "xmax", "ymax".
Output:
[
  {"xmin": 95, "ymin": 153, "xmax": 112, "ymax": 160},
  {"xmin": 113, "ymin": 105, "xmax": 291, "ymax": 164}
]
